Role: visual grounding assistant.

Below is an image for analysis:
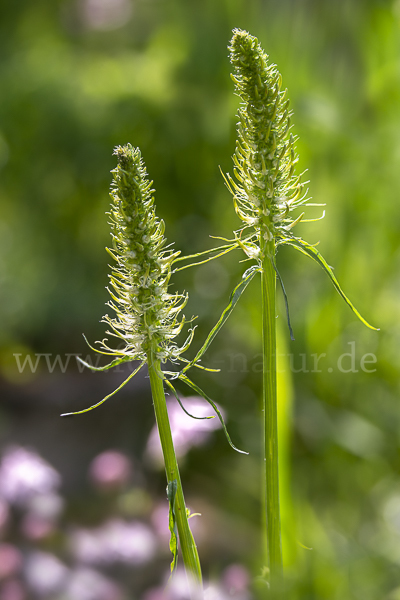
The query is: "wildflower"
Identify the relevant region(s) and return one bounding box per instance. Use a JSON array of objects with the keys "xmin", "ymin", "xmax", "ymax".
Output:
[
  {"xmin": 217, "ymin": 29, "xmax": 376, "ymax": 332},
  {"xmin": 228, "ymin": 28, "xmax": 309, "ymax": 250},
  {"xmin": 63, "ymin": 143, "xmax": 246, "ymax": 588},
  {"xmin": 89, "ymin": 450, "xmax": 132, "ymax": 490},
  {"xmin": 24, "ymin": 551, "xmax": 68, "ymax": 597},
  {"xmin": 103, "ymin": 144, "xmax": 189, "ymax": 365},
  {"xmin": 0, "ymin": 447, "xmax": 60, "ymax": 506},
  {"xmin": 63, "ymin": 144, "xmax": 243, "ymax": 458},
  {"xmin": 71, "ymin": 519, "xmax": 156, "ymax": 566}
]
